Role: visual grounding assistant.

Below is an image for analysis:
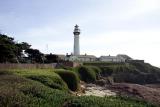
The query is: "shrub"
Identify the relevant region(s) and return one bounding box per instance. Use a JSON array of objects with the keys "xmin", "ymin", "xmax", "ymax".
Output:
[
  {"xmin": 100, "ymin": 66, "xmax": 114, "ymax": 76},
  {"xmin": 9, "ymin": 69, "xmax": 68, "ymax": 90},
  {"xmin": 0, "ymin": 74, "xmax": 71, "ymax": 107},
  {"xmin": 77, "ymin": 66, "xmax": 96, "ymax": 83},
  {"xmin": 55, "ymin": 70, "xmax": 79, "ymax": 91},
  {"xmin": 26, "ymin": 75, "xmax": 68, "ymax": 90},
  {"xmin": 89, "ymin": 66, "xmax": 102, "ymax": 79}
]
